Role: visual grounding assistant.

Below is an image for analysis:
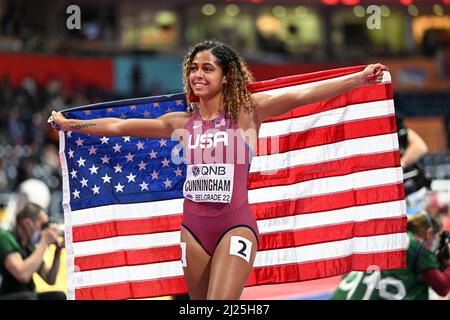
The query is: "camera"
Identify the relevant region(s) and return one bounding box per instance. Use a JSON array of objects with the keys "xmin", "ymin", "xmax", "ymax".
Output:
[
  {"xmin": 40, "ymin": 222, "xmax": 65, "ymax": 248},
  {"xmin": 402, "ymin": 164, "xmax": 432, "ymax": 196},
  {"xmin": 41, "ymin": 222, "xmax": 65, "ymax": 237},
  {"xmin": 436, "ymin": 230, "xmax": 450, "ymax": 268}
]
